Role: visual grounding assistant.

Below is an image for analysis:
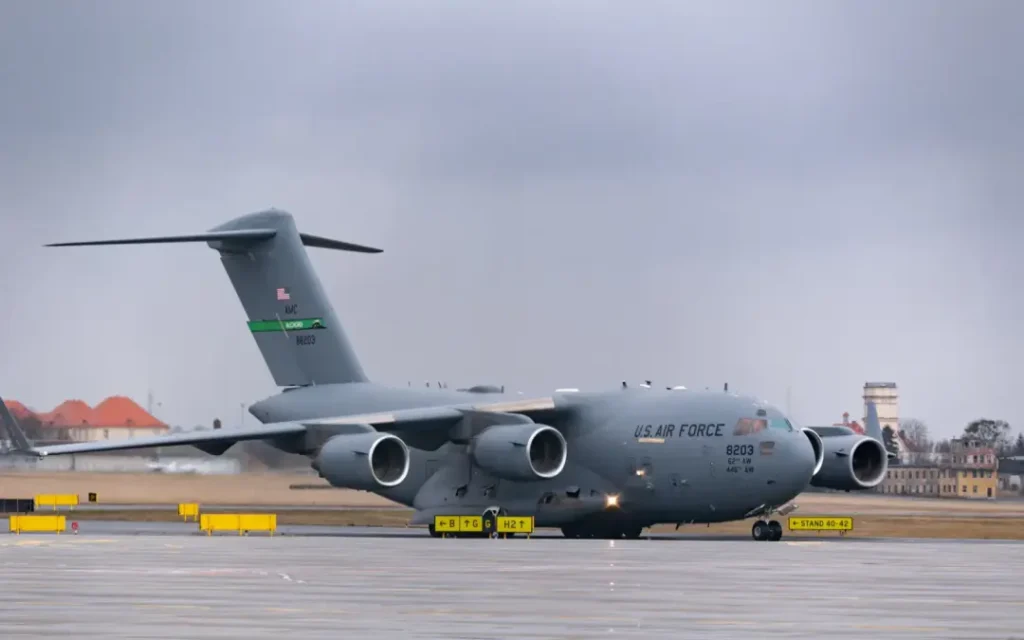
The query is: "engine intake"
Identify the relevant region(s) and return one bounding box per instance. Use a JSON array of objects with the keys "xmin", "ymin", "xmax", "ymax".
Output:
[
  {"xmin": 801, "ymin": 428, "xmax": 825, "ymax": 476},
  {"xmin": 313, "ymin": 432, "xmax": 410, "ymax": 491},
  {"xmin": 811, "ymin": 435, "xmax": 888, "ymax": 491},
  {"xmin": 471, "ymin": 423, "xmax": 567, "ymax": 482}
]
